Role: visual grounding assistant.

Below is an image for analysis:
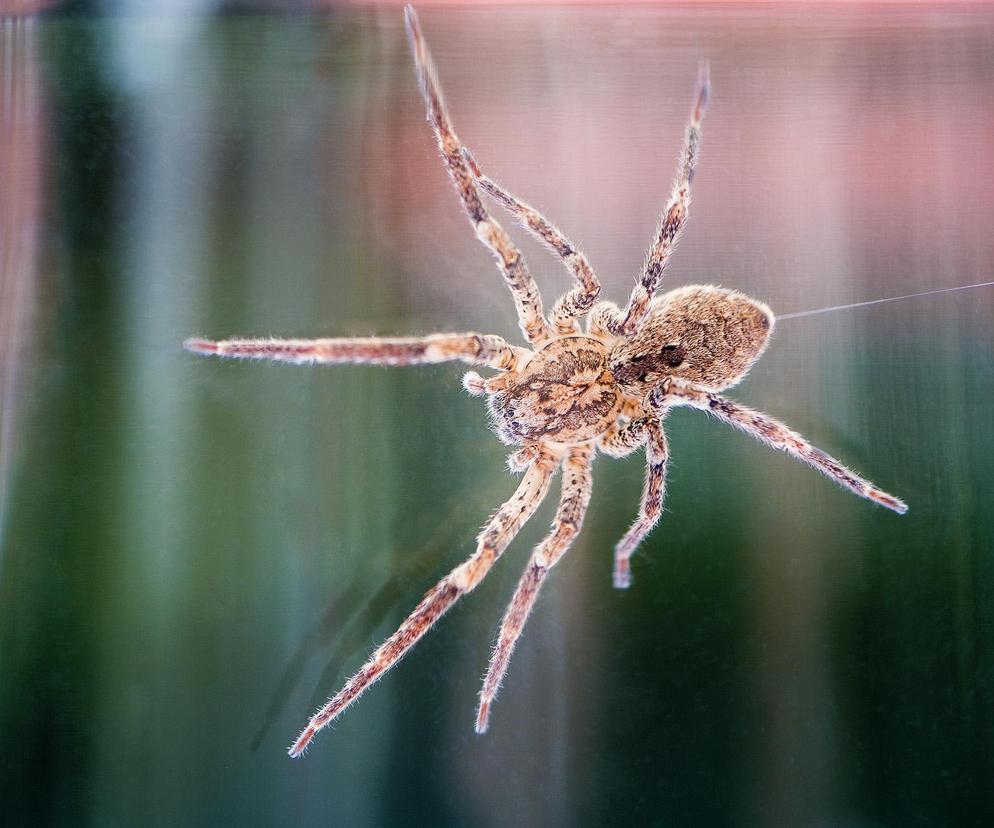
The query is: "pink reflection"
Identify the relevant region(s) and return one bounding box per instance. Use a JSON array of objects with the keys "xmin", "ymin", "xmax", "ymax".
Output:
[
  {"xmin": 354, "ymin": 6, "xmax": 994, "ymax": 328},
  {"xmin": 0, "ymin": 0, "xmax": 56, "ymax": 13},
  {"xmin": 0, "ymin": 19, "xmax": 44, "ymax": 543}
]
